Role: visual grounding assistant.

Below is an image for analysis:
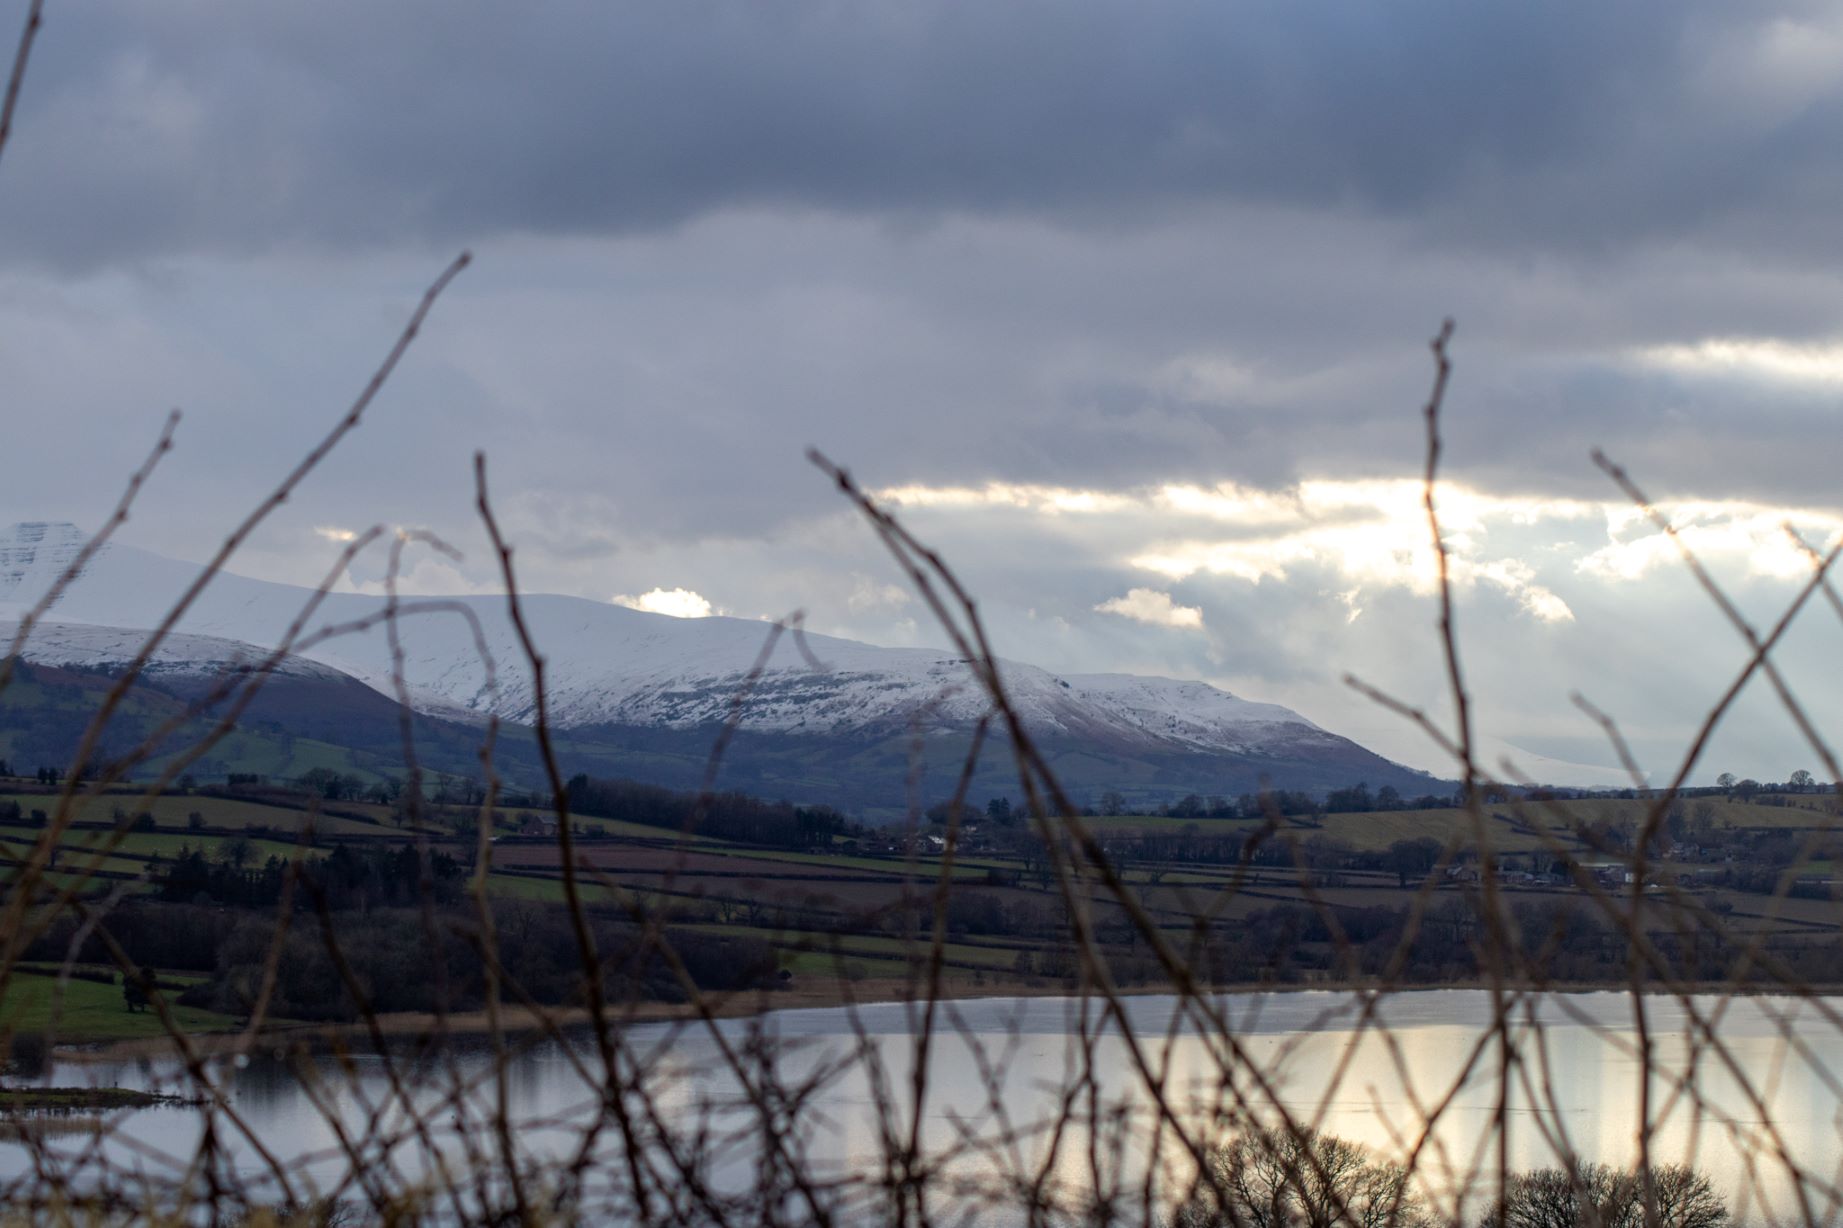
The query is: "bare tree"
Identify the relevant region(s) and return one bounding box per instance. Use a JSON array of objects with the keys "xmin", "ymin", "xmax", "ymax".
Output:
[
  {"xmin": 1172, "ymin": 1127, "xmax": 1430, "ymax": 1228},
  {"xmin": 1483, "ymin": 1163, "xmax": 1727, "ymax": 1228}
]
